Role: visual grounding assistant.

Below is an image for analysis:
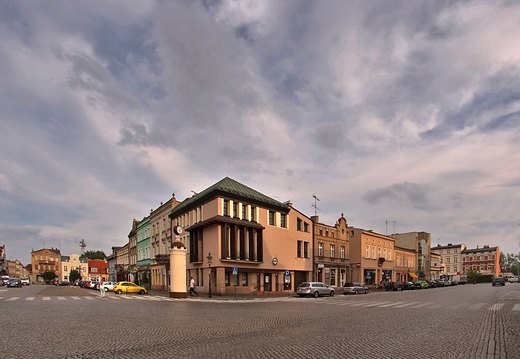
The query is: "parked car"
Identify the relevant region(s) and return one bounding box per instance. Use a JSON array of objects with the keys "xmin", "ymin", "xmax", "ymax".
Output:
[
  {"xmin": 7, "ymin": 278, "xmax": 22, "ymax": 288},
  {"xmin": 113, "ymin": 281, "xmax": 148, "ymax": 295},
  {"xmin": 492, "ymin": 277, "xmax": 506, "ymax": 286},
  {"xmin": 100, "ymin": 281, "xmax": 118, "ymax": 291},
  {"xmin": 509, "ymin": 276, "xmax": 519, "ymax": 283},
  {"xmin": 296, "ymin": 282, "xmax": 335, "ymax": 298},
  {"xmin": 342, "ymin": 282, "xmax": 368, "ymax": 295},
  {"xmin": 385, "ymin": 281, "xmax": 404, "ymax": 291},
  {"xmin": 1, "ymin": 275, "xmax": 9, "ymax": 286},
  {"xmin": 417, "ymin": 280, "xmax": 429, "ymax": 289},
  {"xmin": 20, "ymin": 277, "xmax": 30, "ymax": 286},
  {"xmin": 403, "ymin": 281, "xmax": 416, "ymax": 290},
  {"xmin": 425, "ymin": 280, "xmax": 437, "ymax": 288},
  {"xmin": 58, "ymin": 280, "xmax": 70, "ymax": 286}
]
